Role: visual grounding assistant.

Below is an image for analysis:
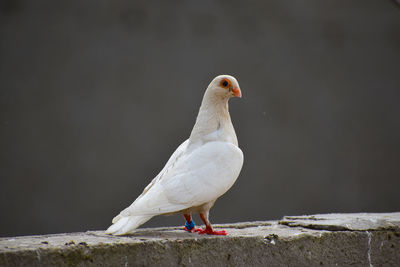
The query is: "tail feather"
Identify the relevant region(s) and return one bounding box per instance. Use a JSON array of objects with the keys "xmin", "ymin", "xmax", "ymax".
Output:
[
  {"xmin": 105, "ymin": 215, "xmax": 152, "ymax": 235},
  {"xmin": 112, "ymin": 214, "xmax": 122, "ymax": 224}
]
